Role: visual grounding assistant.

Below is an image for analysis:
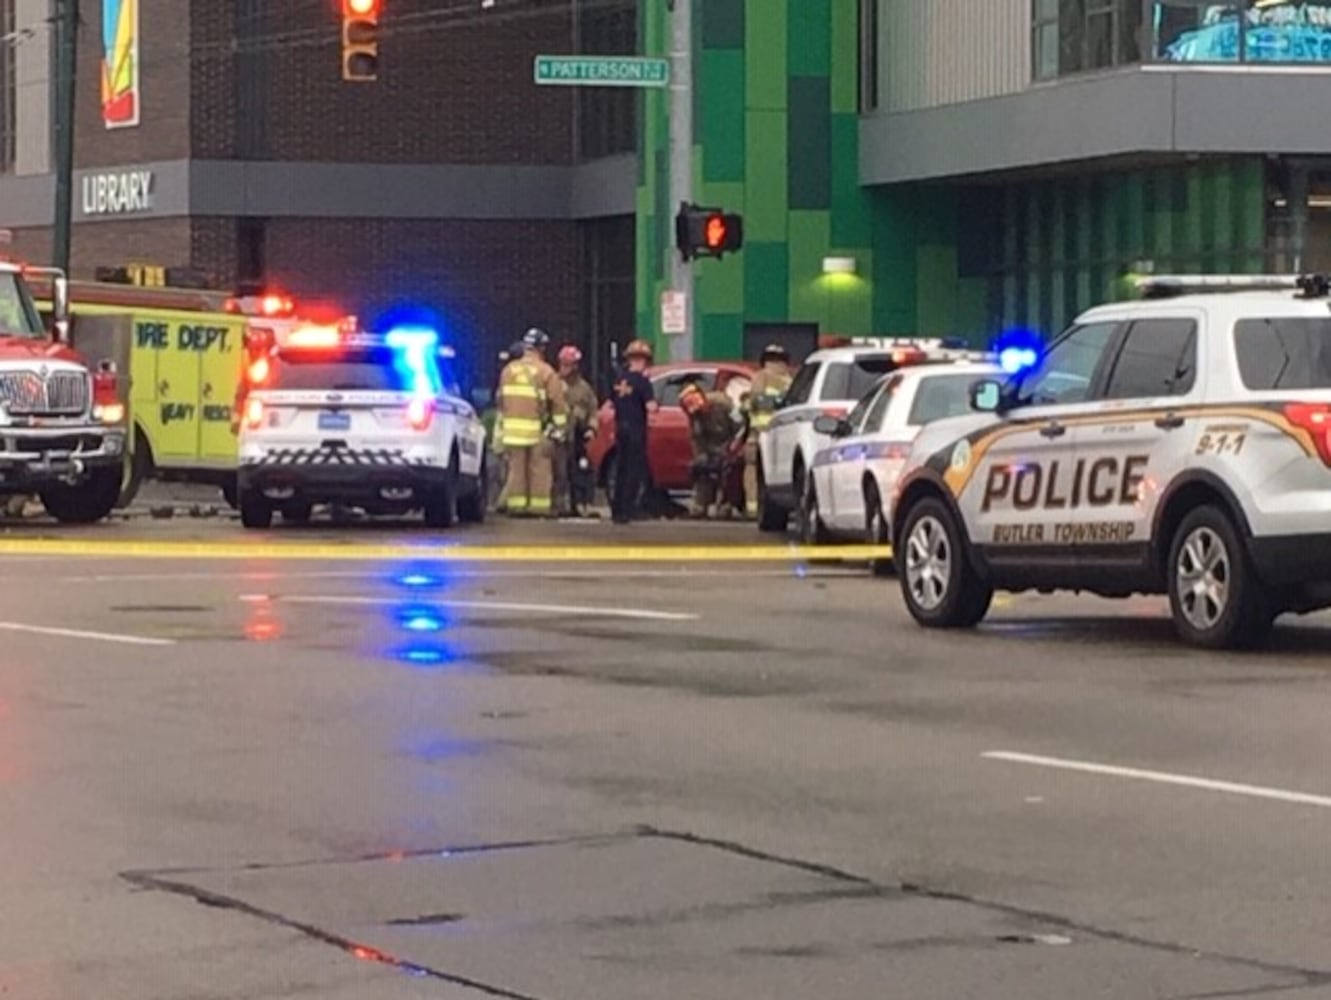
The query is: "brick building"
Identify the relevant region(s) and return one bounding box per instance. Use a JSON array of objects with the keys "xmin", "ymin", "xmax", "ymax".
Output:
[{"xmin": 0, "ymin": 0, "xmax": 637, "ymax": 383}]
